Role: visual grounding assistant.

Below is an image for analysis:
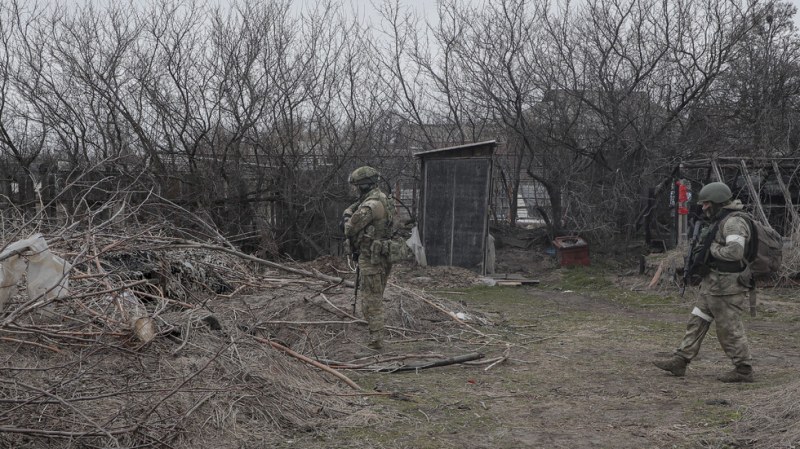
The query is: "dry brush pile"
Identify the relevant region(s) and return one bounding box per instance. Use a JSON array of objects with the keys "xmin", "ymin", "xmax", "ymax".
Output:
[{"xmin": 0, "ymin": 222, "xmax": 503, "ymax": 448}]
